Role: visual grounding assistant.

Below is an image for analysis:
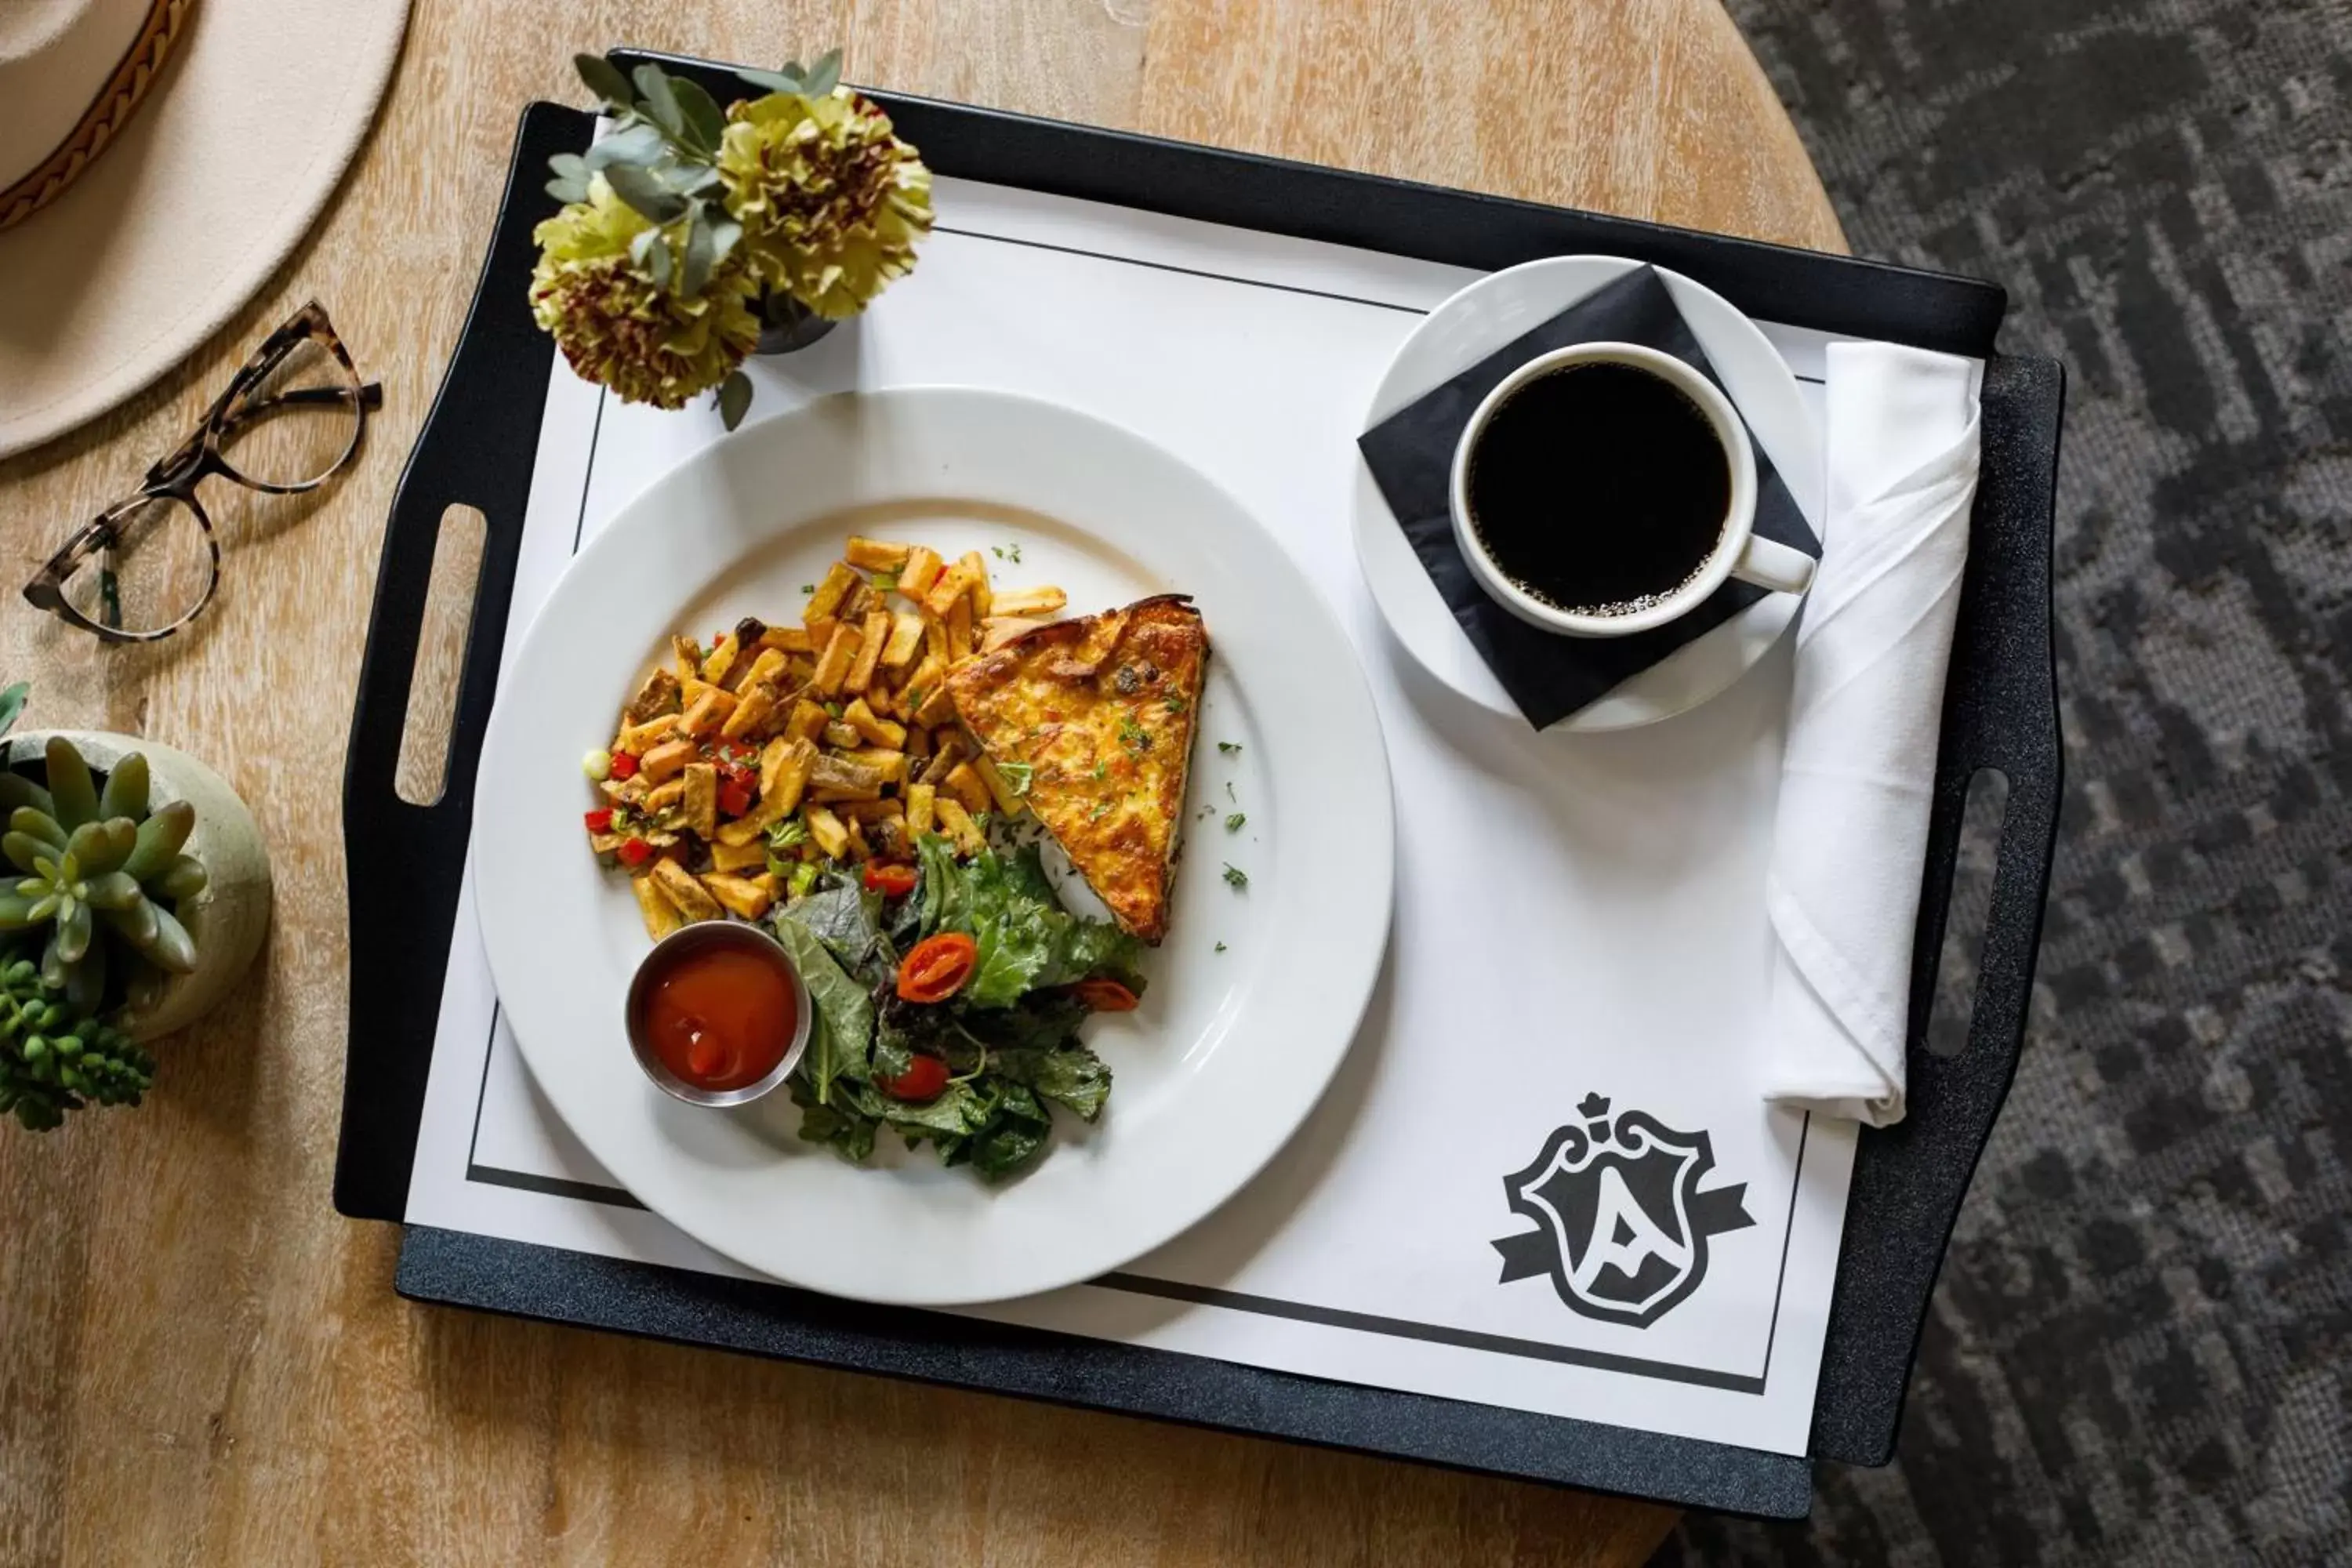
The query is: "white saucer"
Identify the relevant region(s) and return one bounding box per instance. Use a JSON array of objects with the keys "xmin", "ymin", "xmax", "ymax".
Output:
[{"xmin": 1351, "ymin": 256, "xmax": 1824, "ymax": 731}]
